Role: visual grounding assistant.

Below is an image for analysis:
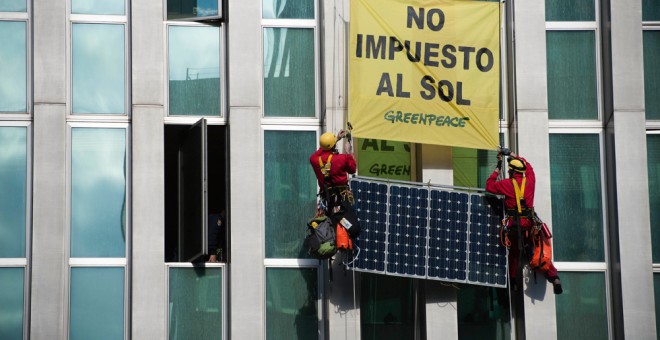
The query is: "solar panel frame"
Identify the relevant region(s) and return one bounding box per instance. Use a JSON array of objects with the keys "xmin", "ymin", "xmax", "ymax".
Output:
[{"xmin": 348, "ymin": 176, "xmax": 508, "ymax": 288}]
